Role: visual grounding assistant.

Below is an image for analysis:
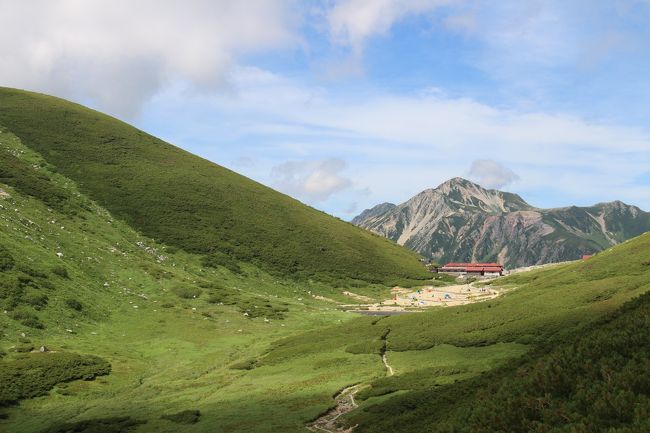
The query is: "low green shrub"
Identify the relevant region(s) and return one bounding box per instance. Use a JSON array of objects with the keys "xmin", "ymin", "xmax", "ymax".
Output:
[
  {"xmin": 21, "ymin": 317, "xmax": 45, "ymax": 329},
  {"xmin": 65, "ymin": 298, "xmax": 83, "ymax": 311},
  {"xmin": 230, "ymin": 358, "xmax": 258, "ymax": 370},
  {"xmin": 238, "ymin": 299, "xmax": 288, "ymax": 319},
  {"xmin": 51, "ymin": 266, "xmax": 69, "ymax": 279},
  {"xmin": 17, "ymin": 265, "xmax": 48, "ymax": 279},
  {"xmin": 12, "ymin": 344, "xmax": 34, "ymax": 353},
  {"xmin": 10, "ymin": 308, "xmax": 45, "ymax": 328},
  {"xmin": 0, "ymin": 246, "xmax": 15, "ymax": 271},
  {"xmin": 24, "ymin": 293, "xmax": 48, "ymax": 309},
  {"xmin": 201, "ymin": 252, "xmax": 242, "ymax": 274},
  {"xmin": 41, "ymin": 417, "xmax": 144, "ymax": 433},
  {"xmin": 171, "ymin": 285, "xmax": 201, "ymax": 299},
  {"xmin": 206, "ymin": 287, "xmax": 239, "ymax": 305},
  {"xmin": 161, "ymin": 410, "xmax": 201, "ymax": 424},
  {"xmin": 0, "ymin": 352, "xmax": 111, "ymax": 406}
]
